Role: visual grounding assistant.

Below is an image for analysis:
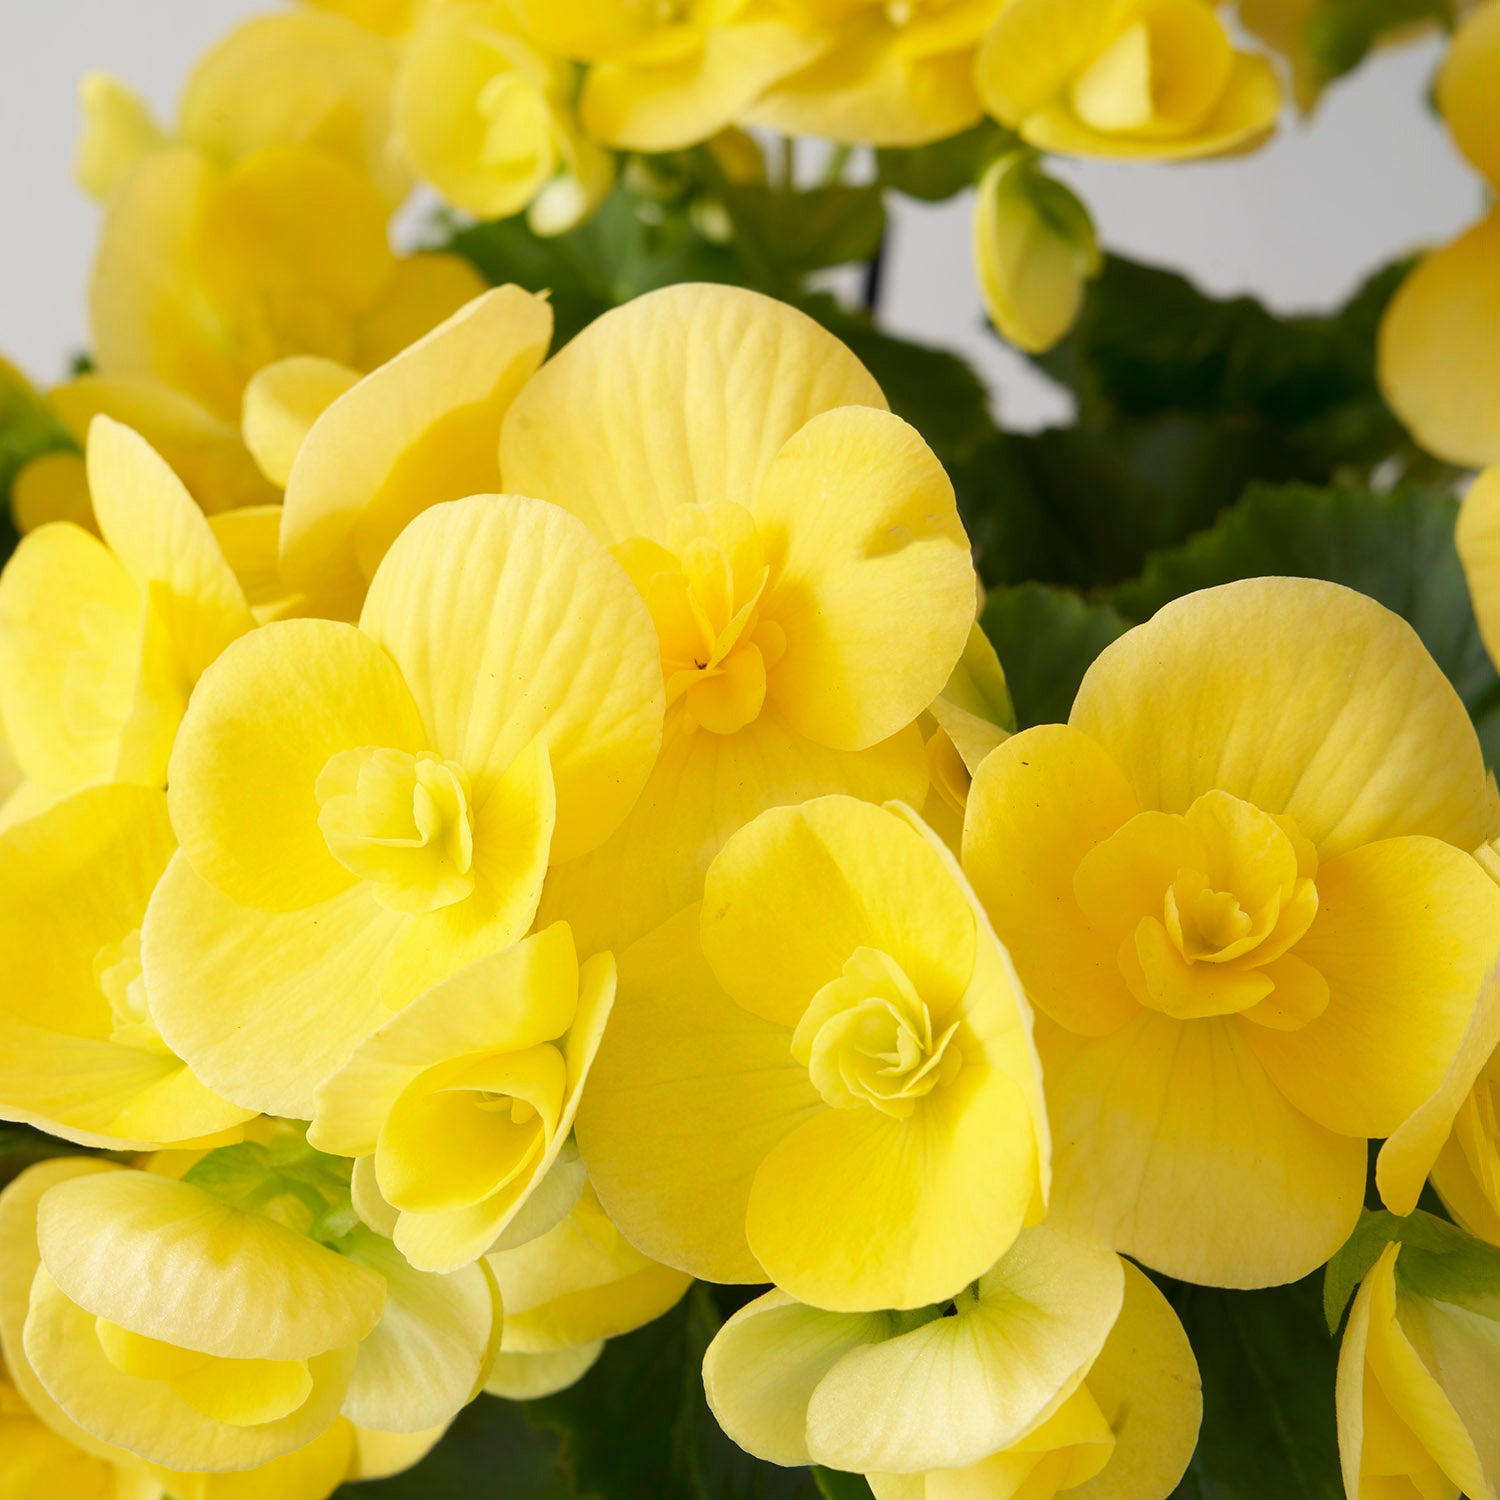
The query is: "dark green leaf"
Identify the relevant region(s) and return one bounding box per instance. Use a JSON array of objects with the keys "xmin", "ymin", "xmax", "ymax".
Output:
[
  {"xmin": 812, "ymin": 1469, "xmax": 875, "ymax": 1499},
  {"xmin": 1304, "ymin": 0, "xmax": 1453, "ymax": 85},
  {"xmin": 1166, "ymin": 1273, "xmax": 1343, "ymax": 1500},
  {"xmin": 719, "ymin": 183, "xmax": 886, "ymax": 282},
  {"xmin": 0, "ymin": 1124, "xmax": 97, "ymax": 1191},
  {"xmin": 876, "ymin": 121, "xmax": 1018, "ymax": 201},
  {"xmin": 1112, "ymin": 482, "xmax": 1497, "ymax": 716},
  {"xmin": 979, "ymin": 583, "xmax": 1129, "ymax": 728}
]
